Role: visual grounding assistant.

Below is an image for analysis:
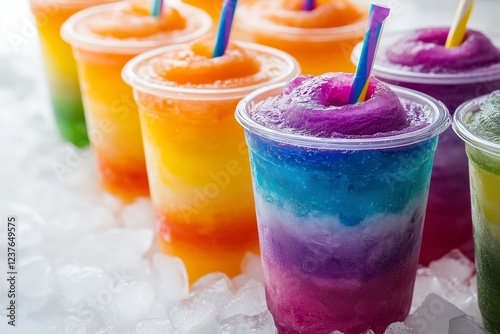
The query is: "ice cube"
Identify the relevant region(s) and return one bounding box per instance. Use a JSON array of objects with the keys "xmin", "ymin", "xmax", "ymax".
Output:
[
  {"xmin": 169, "ymin": 297, "xmax": 218, "ymax": 334},
  {"xmin": 121, "ymin": 198, "xmax": 155, "ymax": 229},
  {"xmin": 241, "ymin": 252, "xmax": 264, "ymax": 284},
  {"xmin": 192, "ymin": 272, "xmax": 235, "ymax": 306},
  {"xmin": 405, "ymin": 293, "xmax": 466, "ymax": 334},
  {"xmin": 412, "ymin": 267, "xmax": 446, "ymax": 312},
  {"xmin": 384, "ymin": 322, "xmax": 412, "ymax": 333},
  {"xmin": 459, "ymin": 276, "xmax": 482, "ymax": 324},
  {"xmin": 429, "ymin": 250, "xmax": 476, "ymax": 284},
  {"xmin": 220, "ymin": 279, "xmax": 267, "ymax": 320},
  {"xmin": 448, "ymin": 315, "xmax": 488, "ymax": 334},
  {"xmin": 216, "ymin": 312, "xmax": 276, "ymax": 334},
  {"xmin": 136, "ymin": 318, "xmax": 175, "ymax": 334},
  {"xmin": 65, "ymin": 229, "xmax": 153, "ymax": 266},
  {"xmin": 153, "ymin": 253, "xmax": 189, "ymax": 307},
  {"xmin": 18, "ymin": 255, "xmax": 53, "ymax": 298},
  {"xmin": 107, "ymin": 281, "xmax": 156, "ymax": 326},
  {"xmin": 16, "ymin": 255, "xmax": 53, "ymax": 314},
  {"xmin": 57, "ymin": 264, "xmax": 113, "ymax": 304}
]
